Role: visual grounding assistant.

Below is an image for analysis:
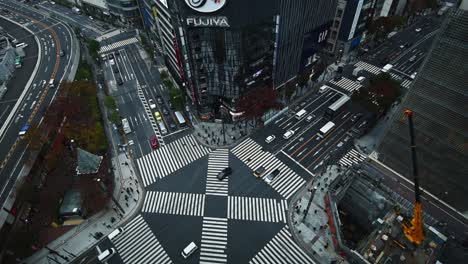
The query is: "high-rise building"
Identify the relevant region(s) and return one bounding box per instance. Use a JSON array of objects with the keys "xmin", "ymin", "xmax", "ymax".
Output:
[
  {"xmin": 375, "ymin": 6, "xmax": 468, "ymax": 213},
  {"xmin": 145, "ymin": 0, "xmax": 337, "ymax": 120},
  {"xmin": 106, "ymin": 0, "xmax": 141, "ymax": 25}
]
